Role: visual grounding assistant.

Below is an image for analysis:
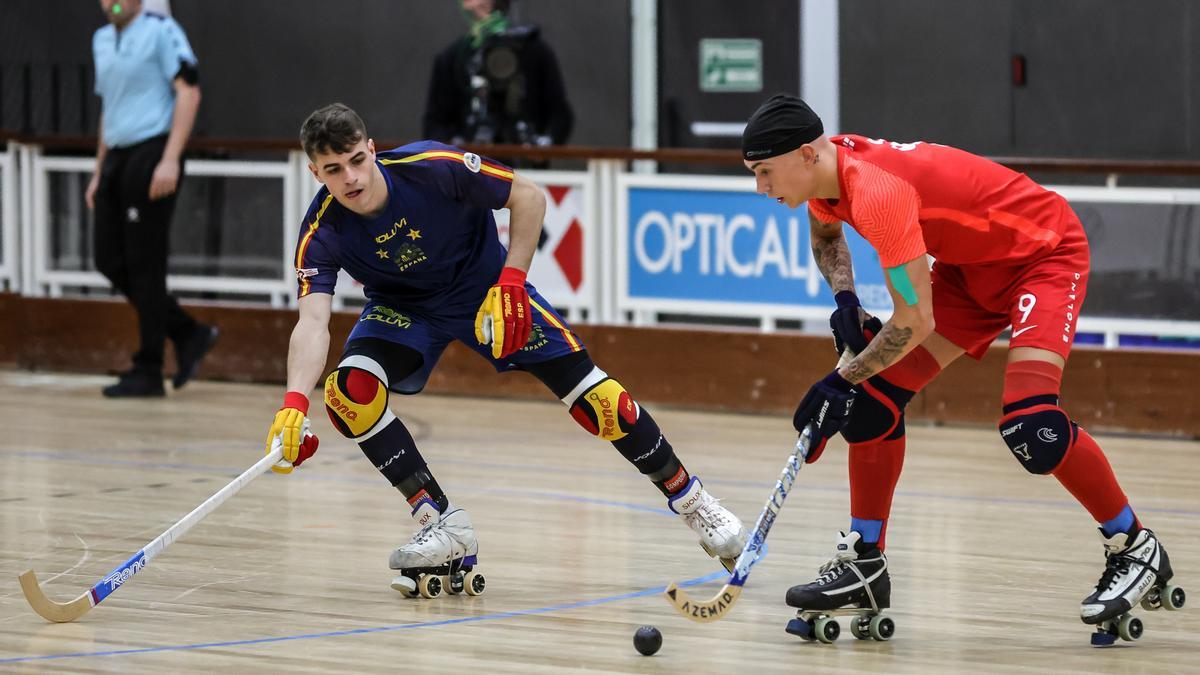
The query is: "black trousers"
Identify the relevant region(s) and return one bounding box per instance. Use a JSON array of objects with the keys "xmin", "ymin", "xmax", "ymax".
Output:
[{"xmin": 93, "ymin": 135, "xmax": 198, "ymax": 374}]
